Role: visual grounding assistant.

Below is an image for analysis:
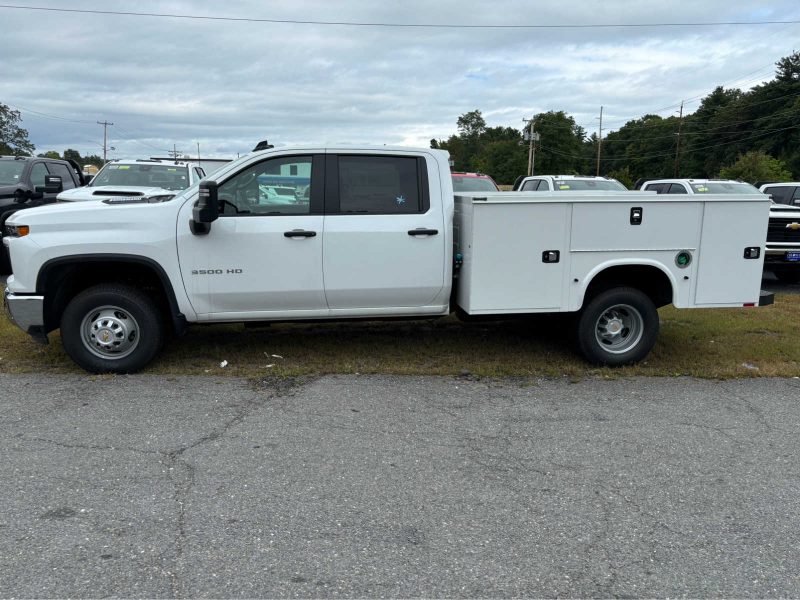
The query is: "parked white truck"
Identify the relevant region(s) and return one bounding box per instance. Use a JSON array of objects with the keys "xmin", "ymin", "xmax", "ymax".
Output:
[{"xmin": 4, "ymin": 146, "xmax": 773, "ymax": 373}]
